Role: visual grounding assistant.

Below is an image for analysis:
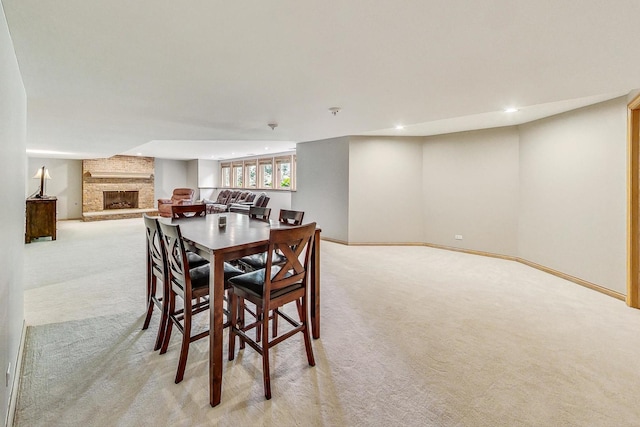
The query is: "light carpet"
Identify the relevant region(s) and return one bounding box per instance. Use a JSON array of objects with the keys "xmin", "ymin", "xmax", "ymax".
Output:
[{"xmin": 14, "ymin": 218, "xmax": 640, "ymax": 426}]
